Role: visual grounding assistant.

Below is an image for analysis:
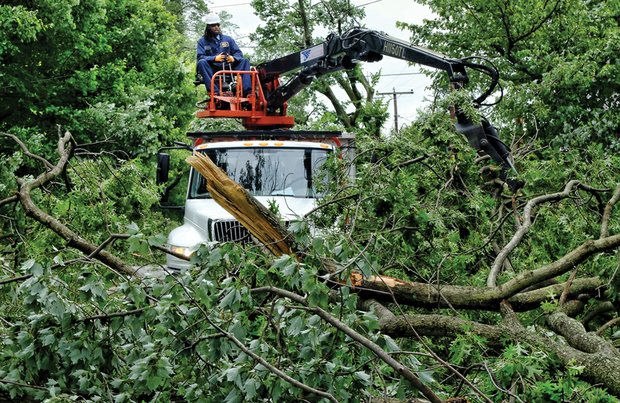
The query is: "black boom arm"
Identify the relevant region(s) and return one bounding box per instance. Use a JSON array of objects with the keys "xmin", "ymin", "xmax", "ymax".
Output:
[{"xmin": 257, "ymin": 28, "xmax": 516, "ymax": 177}]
